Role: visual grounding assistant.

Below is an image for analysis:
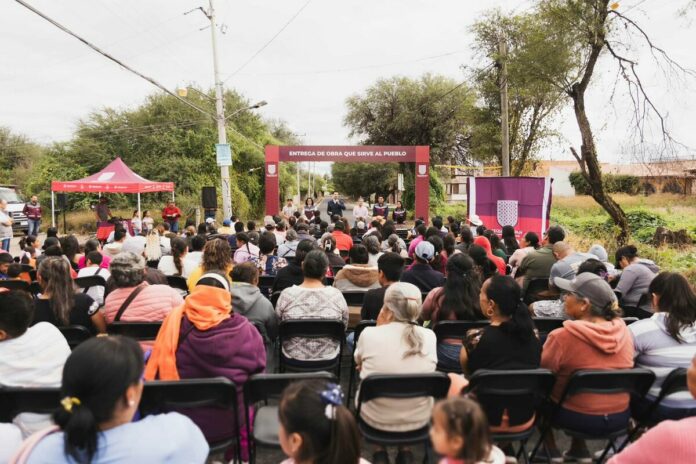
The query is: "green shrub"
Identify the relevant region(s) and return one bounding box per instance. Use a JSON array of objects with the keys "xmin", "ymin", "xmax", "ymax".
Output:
[{"xmin": 568, "ymin": 172, "xmax": 640, "ymax": 195}]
